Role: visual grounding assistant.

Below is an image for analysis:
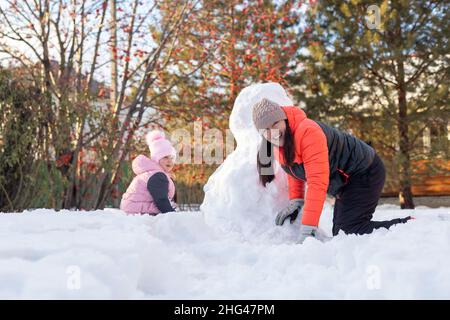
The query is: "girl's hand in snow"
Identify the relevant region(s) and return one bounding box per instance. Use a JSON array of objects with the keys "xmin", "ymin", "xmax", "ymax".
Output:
[{"xmin": 170, "ymin": 200, "xmax": 179, "ymax": 211}]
